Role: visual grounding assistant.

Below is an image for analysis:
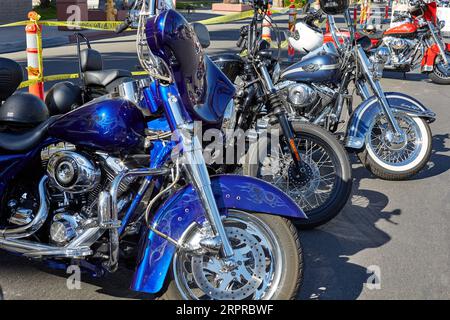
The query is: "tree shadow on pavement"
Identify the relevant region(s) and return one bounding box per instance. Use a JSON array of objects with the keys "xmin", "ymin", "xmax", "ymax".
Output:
[{"xmin": 298, "ymin": 162, "xmax": 401, "ymax": 300}]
